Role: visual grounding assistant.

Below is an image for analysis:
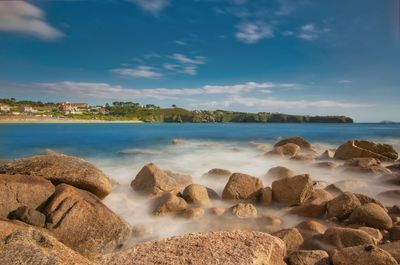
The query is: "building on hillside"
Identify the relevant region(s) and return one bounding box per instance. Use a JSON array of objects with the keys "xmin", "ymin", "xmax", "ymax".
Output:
[
  {"xmin": 0, "ymin": 104, "xmax": 10, "ymax": 112},
  {"xmin": 59, "ymin": 102, "xmax": 88, "ymax": 114},
  {"xmin": 19, "ymin": 106, "xmax": 37, "ymax": 113}
]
